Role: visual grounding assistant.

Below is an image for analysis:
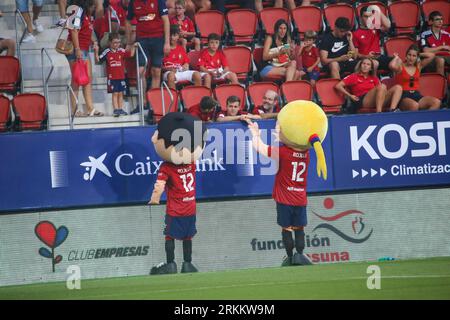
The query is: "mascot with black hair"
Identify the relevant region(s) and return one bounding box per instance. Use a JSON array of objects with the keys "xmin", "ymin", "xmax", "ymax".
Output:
[{"xmin": 148, "ymin": 112, "xmax": 207, "ymax": 275}]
